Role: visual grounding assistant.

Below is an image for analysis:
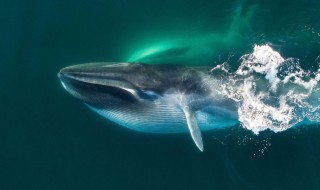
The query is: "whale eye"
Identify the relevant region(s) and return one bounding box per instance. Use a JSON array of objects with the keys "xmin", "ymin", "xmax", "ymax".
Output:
[{"xmin": 138, "ymin": 90, "xmax": 160, "ymax": 100}]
